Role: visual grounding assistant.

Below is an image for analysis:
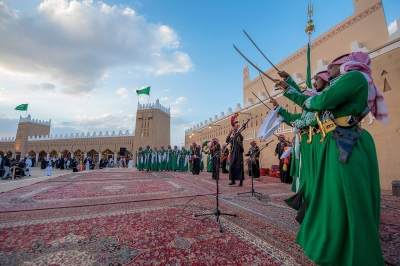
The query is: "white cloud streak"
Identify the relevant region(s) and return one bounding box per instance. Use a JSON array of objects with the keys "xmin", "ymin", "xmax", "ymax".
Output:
[{"xmin": 388, "ymin": 20, "xmax": 398, "ymax": 36}]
